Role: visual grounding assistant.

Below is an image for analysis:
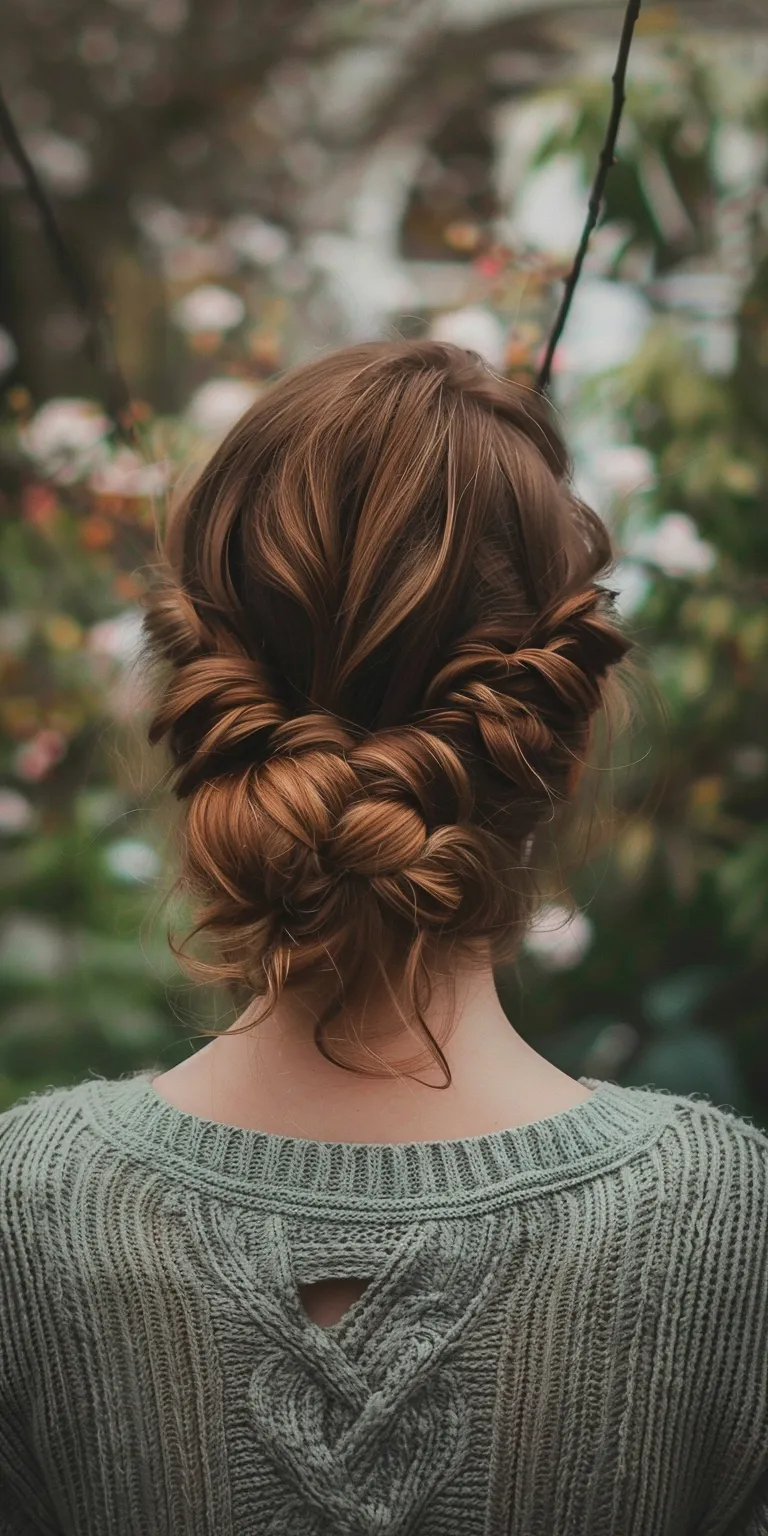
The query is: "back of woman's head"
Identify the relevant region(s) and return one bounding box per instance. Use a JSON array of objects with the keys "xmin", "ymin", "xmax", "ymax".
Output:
[{"xmin": 143, "ymin": 338, "xmax": 629, "ymax": 1076}]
